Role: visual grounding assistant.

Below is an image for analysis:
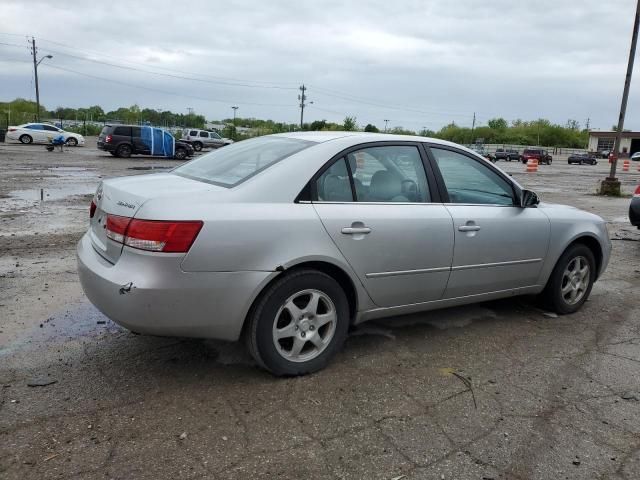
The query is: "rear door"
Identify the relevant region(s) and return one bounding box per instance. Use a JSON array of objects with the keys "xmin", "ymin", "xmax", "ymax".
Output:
[
  {"xmin": 26, "ymin": 124, "xmax": 46, "ymax": 142},
  {"xmin": 312, "ymin": 143, "xmax": 454, "ymax": 308},
  {"xmin": 427, "ymin": 146, "xmax": 550, "ymax": 298}
]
